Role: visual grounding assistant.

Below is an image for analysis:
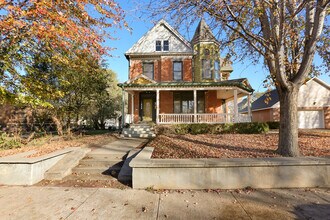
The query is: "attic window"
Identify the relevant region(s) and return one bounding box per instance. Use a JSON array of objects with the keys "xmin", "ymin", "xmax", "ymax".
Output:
[
  {"xmin": 156, "ymin": 41, "xmax": 162, "ymax": 51},
  {"xmin": 163, "ymin": 40, "xmax": 169, "ymax": 51},
  {"xmin": 155, "ymin": 40, "xmax": 169, "ymax": 51}
]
